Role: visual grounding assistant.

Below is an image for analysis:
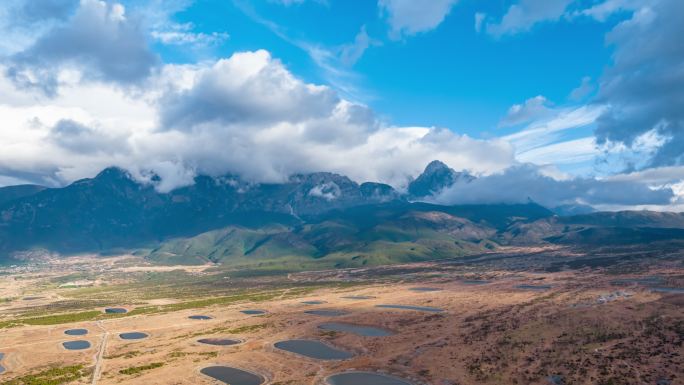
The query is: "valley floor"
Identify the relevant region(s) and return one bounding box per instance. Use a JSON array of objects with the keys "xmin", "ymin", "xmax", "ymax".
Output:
[{"xmin": 0, "ymin": 251, "xmax": 682, "ymax": 385}]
